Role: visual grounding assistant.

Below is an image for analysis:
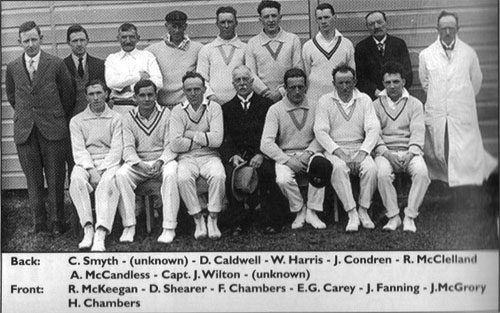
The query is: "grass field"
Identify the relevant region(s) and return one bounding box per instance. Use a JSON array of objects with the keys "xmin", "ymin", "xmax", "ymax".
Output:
[{"xmin": 1, "ymin": 180, "xmax": 498, "ymax": 252}]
